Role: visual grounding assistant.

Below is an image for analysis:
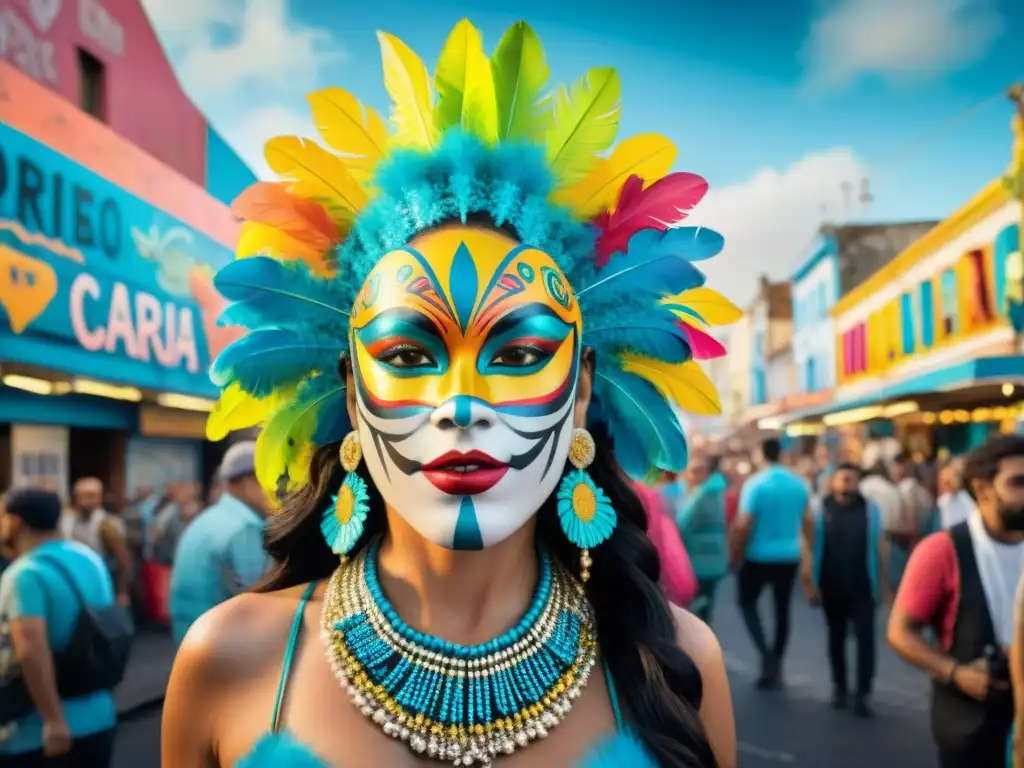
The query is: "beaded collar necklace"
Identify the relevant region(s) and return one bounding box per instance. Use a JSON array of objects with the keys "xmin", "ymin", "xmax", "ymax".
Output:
[{"xmin": 320, "ymin": 540, "xmax": 598, "ymax": 766}]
